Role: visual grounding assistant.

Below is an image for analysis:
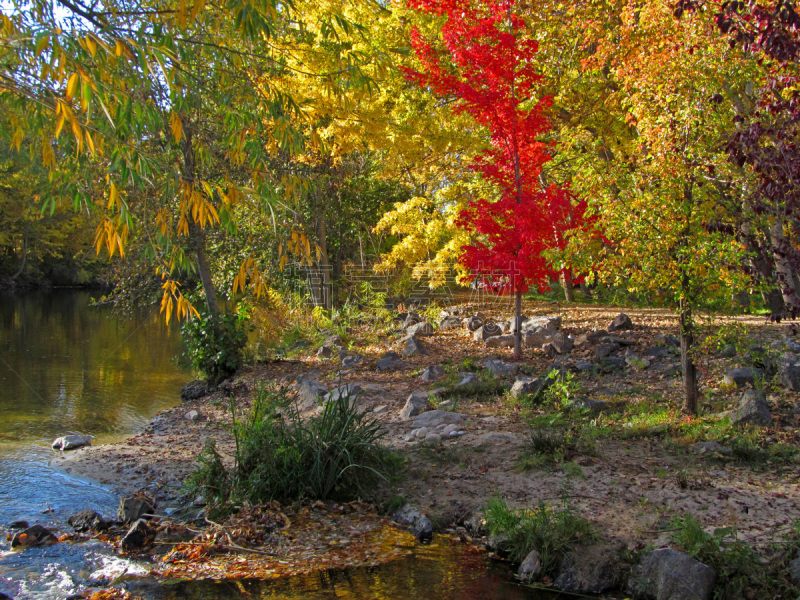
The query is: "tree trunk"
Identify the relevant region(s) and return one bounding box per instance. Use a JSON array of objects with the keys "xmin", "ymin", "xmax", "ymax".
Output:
[
  {"xmin": 560, "ymin": 270, "xmax": 575, "ymax": 302},
  {"xmin": 680, "ymin": 299, "xmax": 698, "ymax": 415},
  {"xmin": 769, "ymin": 219, "xmax": 800, "ymax": 317},
  {"xmin": 513, "ymin": 291, "xmax": 522, "ymax": 359},
  {"xmin": 189, "ymin": 221, "xmax": 220, "ymax": 316}
]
